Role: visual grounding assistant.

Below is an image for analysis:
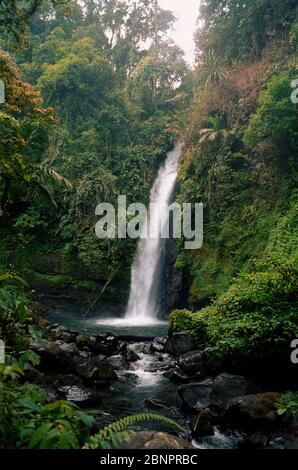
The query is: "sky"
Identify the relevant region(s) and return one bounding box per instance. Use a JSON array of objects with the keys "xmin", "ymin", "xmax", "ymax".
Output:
[{"xmin": 158, "ymin": 0, "xmax": 201, "ymax": 64}]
